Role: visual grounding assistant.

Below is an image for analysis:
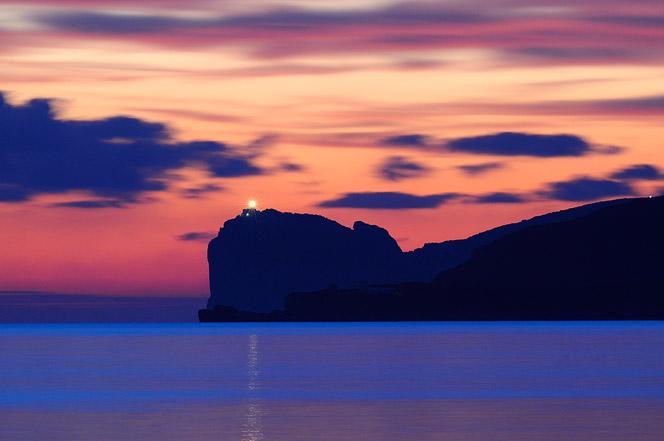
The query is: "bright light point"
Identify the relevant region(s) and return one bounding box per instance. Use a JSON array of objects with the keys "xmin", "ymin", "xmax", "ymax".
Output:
[{"xmin": 248, "ymin": 199, "xmax": 257, "ymax": 209}]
